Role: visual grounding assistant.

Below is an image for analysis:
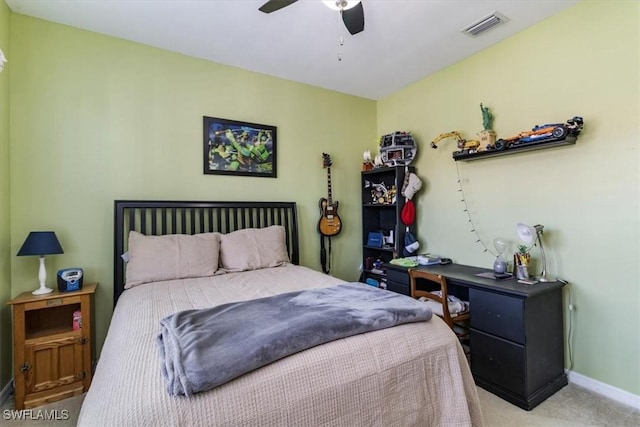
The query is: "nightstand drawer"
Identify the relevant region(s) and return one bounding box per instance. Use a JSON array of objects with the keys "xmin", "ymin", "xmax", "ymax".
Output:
[
  {"xmin": 470, "ymin": 288, "xmax": 524, "ymax": 344},
  {"xmin": 471, "ymin": 329, "xmax": 526, "ymax": 396},
  {"xmin": 24, "ymin": 295, "xmax": 82, "ymax": 311}
]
